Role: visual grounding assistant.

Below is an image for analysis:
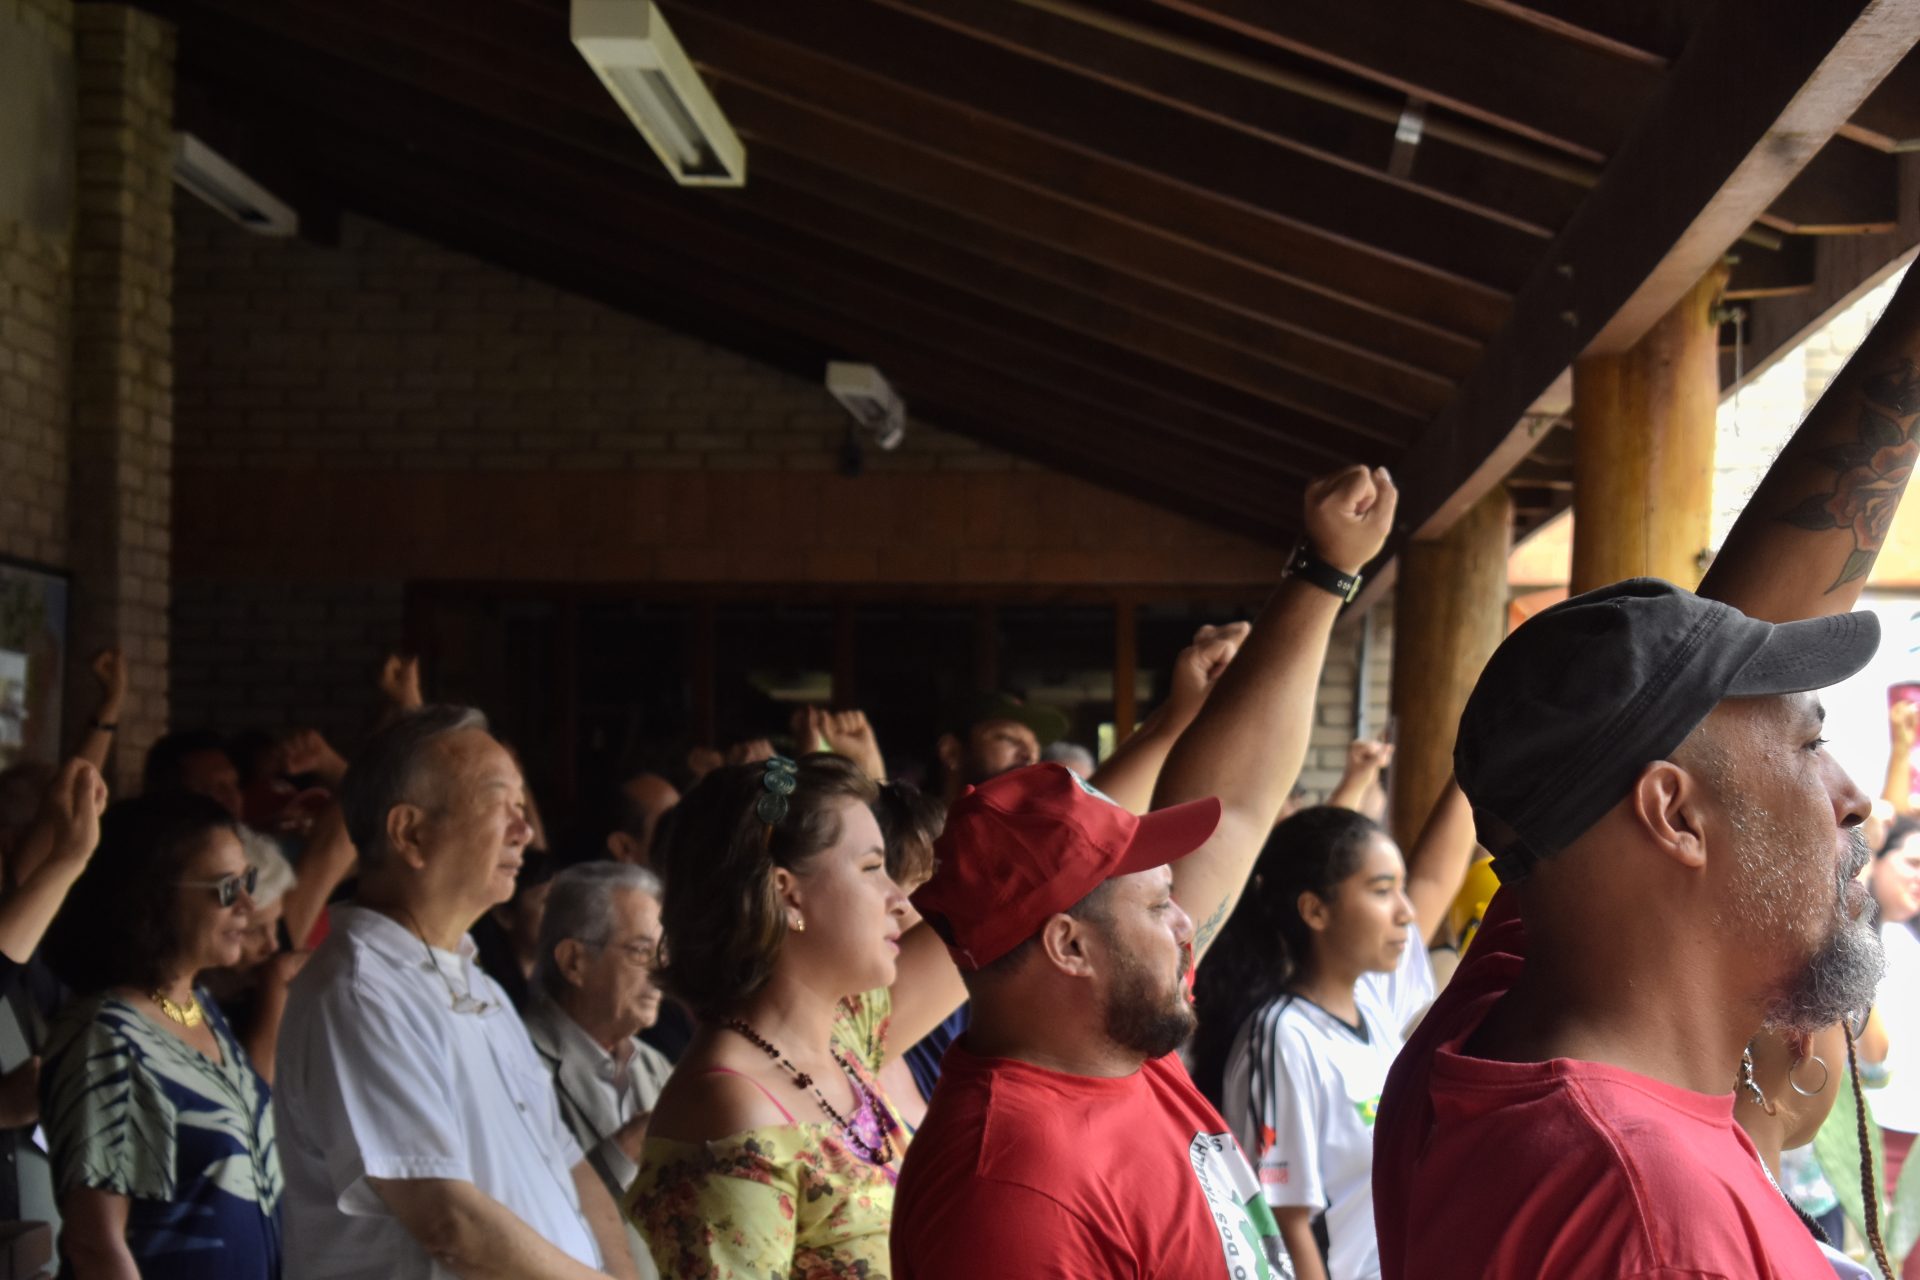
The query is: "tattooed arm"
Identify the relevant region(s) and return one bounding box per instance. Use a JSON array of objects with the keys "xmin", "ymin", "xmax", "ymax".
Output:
[{"xmin": 1700, "ymin": 269, "xmax": 1920, "ymax": 622}]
